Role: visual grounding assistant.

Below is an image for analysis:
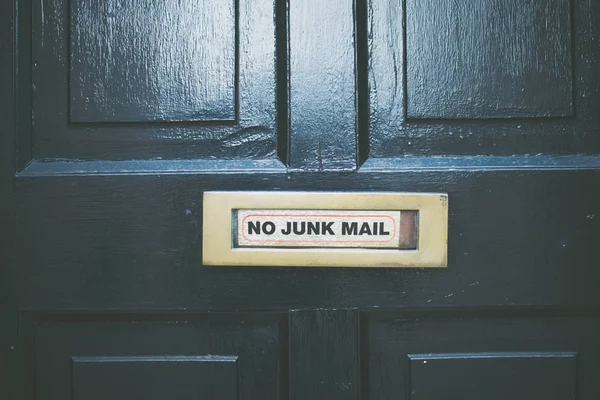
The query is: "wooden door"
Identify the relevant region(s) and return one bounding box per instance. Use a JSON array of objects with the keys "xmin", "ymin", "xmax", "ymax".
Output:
[{"xmin": 1, "ymin": 0, "xmax": 599, "ymax": 399}]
